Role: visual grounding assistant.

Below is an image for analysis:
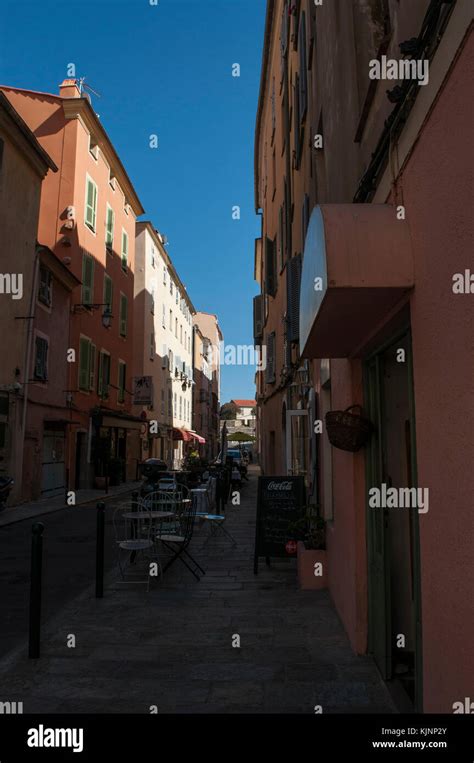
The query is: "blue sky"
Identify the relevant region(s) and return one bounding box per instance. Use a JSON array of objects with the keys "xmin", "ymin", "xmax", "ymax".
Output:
[{"xmin": 0, "ymin": 0, "xmax": 265, "ymax": 403}]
